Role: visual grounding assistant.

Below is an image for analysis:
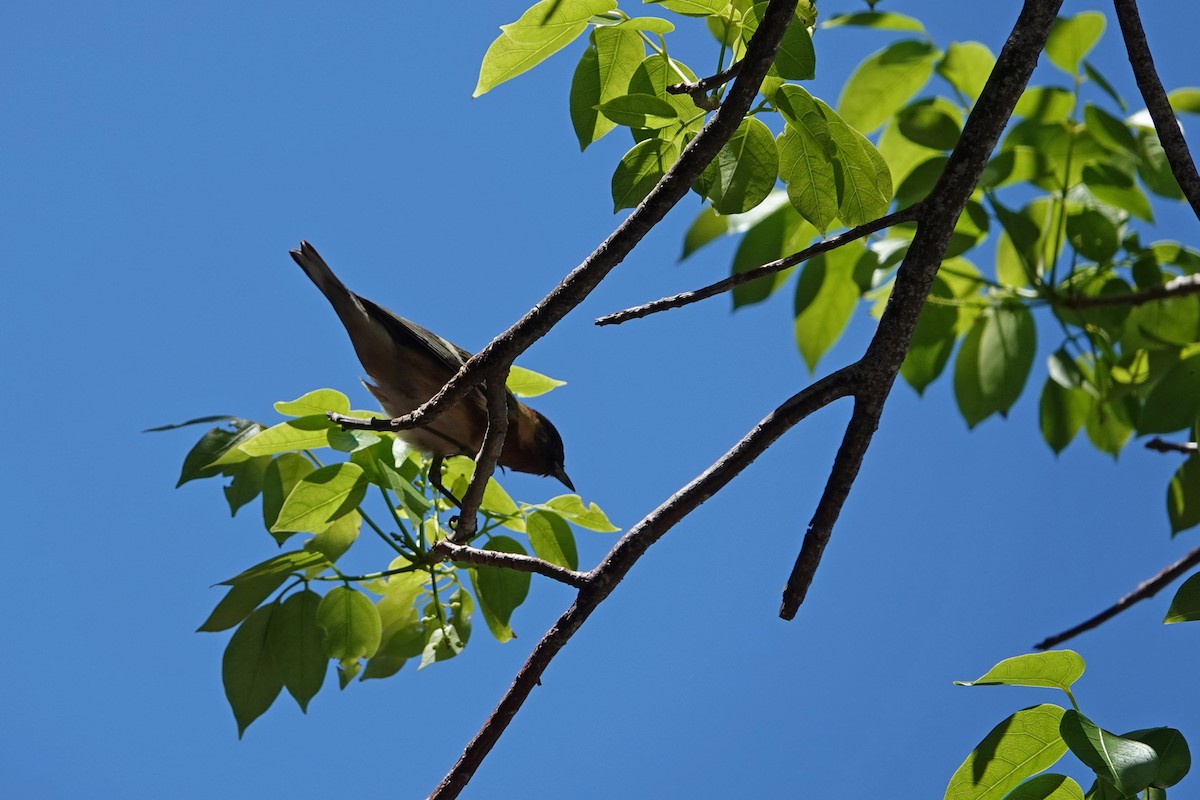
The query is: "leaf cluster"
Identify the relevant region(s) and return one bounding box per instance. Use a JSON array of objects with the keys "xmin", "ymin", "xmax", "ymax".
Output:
[
  {"xmin": 948, "ymin": 650, "xmax": 1191, "ymax": 800},
  {"xmin": 161, "ymin": 379, "xmax": 616, "ymax": 735}
]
